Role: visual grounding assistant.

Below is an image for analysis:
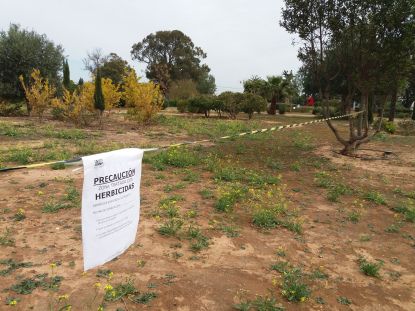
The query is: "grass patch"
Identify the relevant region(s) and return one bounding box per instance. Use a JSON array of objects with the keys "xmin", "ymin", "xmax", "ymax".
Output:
[
  {"xmin": 391, "ymin": 200, "xmax": 415, "ymax": 223},
  {"xmin": 187, "ymin": 226, "xmax": 209, "ymax": 252},
  {"xmin": 358, "ymin": 257, "xmax": 382, "ymax": 278},
  {"xmin": 215, "ymin": 184, "xmax": 247, "ymax": 212},
  {"xmin": 364, "ymin": 191, "xmax": 386, "ymax": 205},
  {"xmin": 145, "ymin": 147, "xmax": 200, "ymax": 170}
]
